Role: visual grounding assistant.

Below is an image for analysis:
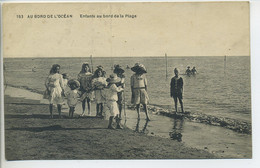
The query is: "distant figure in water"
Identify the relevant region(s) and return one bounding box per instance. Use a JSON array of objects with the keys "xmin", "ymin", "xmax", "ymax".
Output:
[
  {"xmin": 185, "ymin": 66, "xmax": 191, "ymax": 76},
  {"xmin": 191, "ymin": 66, "xmax": 197, "ymax": 75},
  {"xmin": 45, "ymin": 64, "xmax": 65, "ymax": 118},
  {"xmin": 170, "ymin": 68, "xmax": 184, "ymax": 113},
  {"xmin": 32, "ymin": 67, "xmax": 36, "ymax": 72},
  {"xmin": 131, "ymin": 63, "xmax": 150, "ymax": 121}
]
